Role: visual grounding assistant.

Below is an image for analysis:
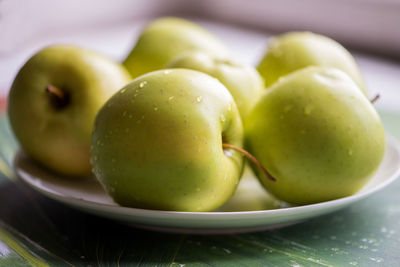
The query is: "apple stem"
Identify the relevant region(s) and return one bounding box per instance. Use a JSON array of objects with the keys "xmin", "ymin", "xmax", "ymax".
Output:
[
  {"xmin": 370, "ymin": 94, "xmax": 380, "ymax": 104},
  {"xmin": 222, "ymin": 143, "xmax": 276, "ymax": 182},
  {"xmin": 46, "ymin": 85, "xmax": 70, "ymax": 109},
  {"xmin": 46, "ymin": 85, "xmax": 64, "ymax": 99}
]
